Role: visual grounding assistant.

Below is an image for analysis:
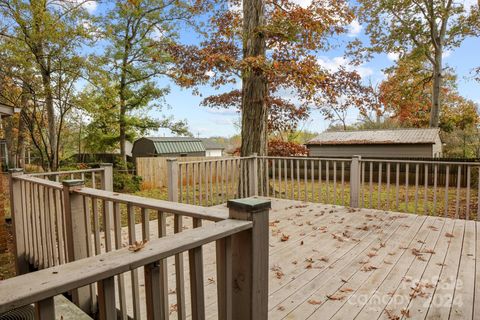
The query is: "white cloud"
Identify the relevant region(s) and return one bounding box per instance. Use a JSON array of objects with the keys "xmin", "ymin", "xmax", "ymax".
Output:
[
  {"xmin": 387, "ymin": 52, "xmax": 400, "ymax": 61},
  {"xmin": 317, "ymin": 56, "xmax": 374, "ymax": 79},
  {"xmin": 443, "ymin": 50, "xmax": 452, "ymax": 59},
  {"xmin": 347, "ymin": 19, "xmax": 362, "ymax": 37},
  {"xmin": 83, "ymin": 1, "xmax": 97, "ymax": 13}
]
